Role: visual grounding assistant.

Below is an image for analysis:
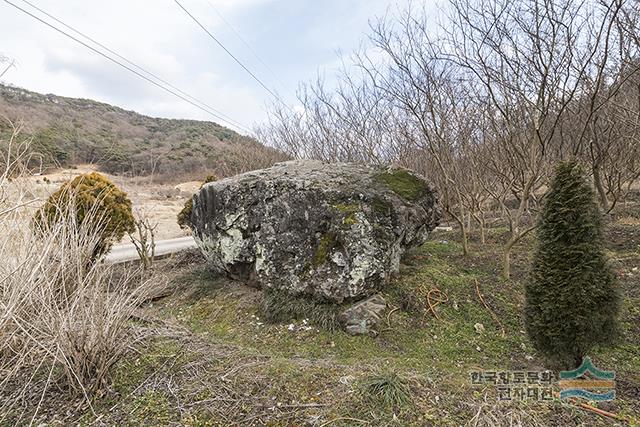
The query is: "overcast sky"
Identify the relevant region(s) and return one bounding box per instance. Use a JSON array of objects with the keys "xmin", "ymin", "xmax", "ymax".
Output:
[{"xmin": 0, "ymin": 0, "xmax": 421, "ymax": 133}]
